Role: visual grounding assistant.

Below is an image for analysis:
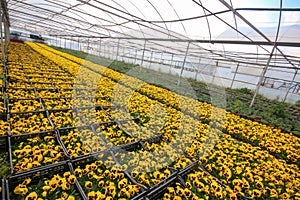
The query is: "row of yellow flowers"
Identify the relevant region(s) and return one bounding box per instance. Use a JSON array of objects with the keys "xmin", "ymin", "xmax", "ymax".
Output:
[
  {"xmin": 74, "ymin": 157, "xmax": 142, "ymax": 199},
  {"xmin": 12, "ymin": 133, "xmax": 65, "ymax": 173},
  {"xmin": 0, "ymin": 119, "xmax": 9, "ymax": 136},
  {"xmin": 124, "ymin": 90, "xmax": 300, "ymax": 198},
  {"xmin": 5, "ymin": 41, "xmax": 211, "ymax": 199},
  {"xmin": 5, "ymin": 43, "xmax": 112, "ymax": 199},
  {"xmin": 9, "ymin": 113, "xmax": 54, "ymax": 135},
  {"xmin": 6, "ymin": 88, "xmax": 37, "ymax": 99},
  {"xmin": 13, "ymin": 172, "xmax": 79, "ymax": 200},
  {"xmin": 12, "ymin": 153, "xmax": 146, "ymax": 200},
  {"xmin": 59, "ymin": 128, "xmax": 107, "ymax": 157},
  {"xmin": 32, "ymin": 42, "xmax": 299, "ymax": 197},
  {"xmin": 7, "ymin": 42, "xmax": 299, "ymax": 199},
  {"xmin": 31, "ymin": 42, "xmax": 300, "ymax": 165},
  {"xmin": 162, "ymin": 171, "xmax": 232, "ymax": 200}
]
